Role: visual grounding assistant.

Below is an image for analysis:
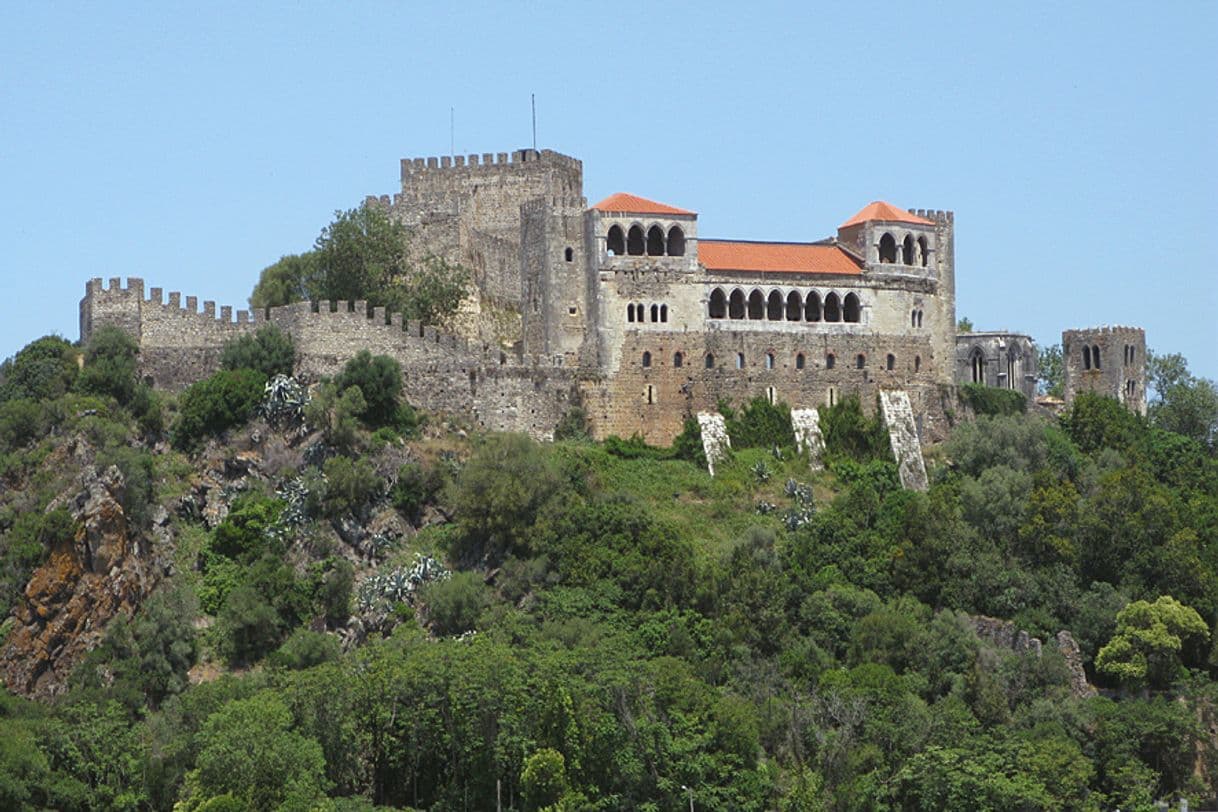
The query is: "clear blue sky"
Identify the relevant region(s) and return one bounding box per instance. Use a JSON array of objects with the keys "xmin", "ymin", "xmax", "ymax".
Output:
[{"xmin": 3, "ymin": 1, "xmax": 1216, "ymax": 379}]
